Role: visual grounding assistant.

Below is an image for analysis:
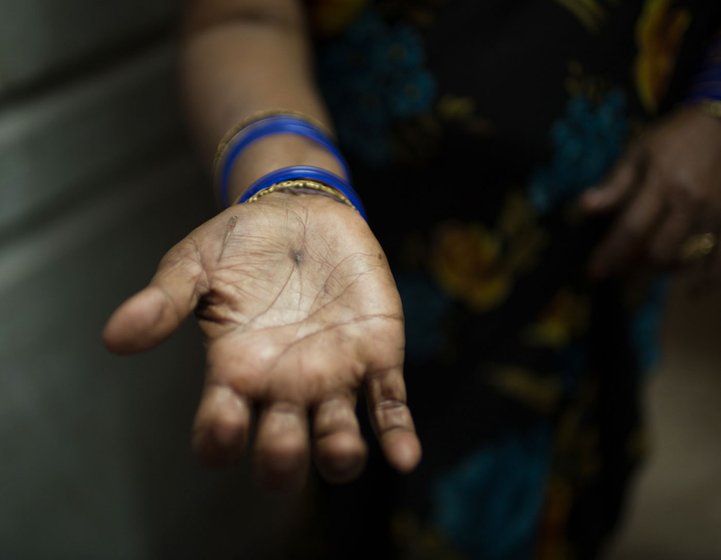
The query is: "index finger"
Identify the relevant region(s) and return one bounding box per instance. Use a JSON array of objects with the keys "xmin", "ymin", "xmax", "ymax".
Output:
[
  {"xmin": 580, "ymin": 149, "xmax": 641, "ymax": 212},
  {"xmin": 589, "ymin": 180, "xmax": 664, "ymax": 278}
]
